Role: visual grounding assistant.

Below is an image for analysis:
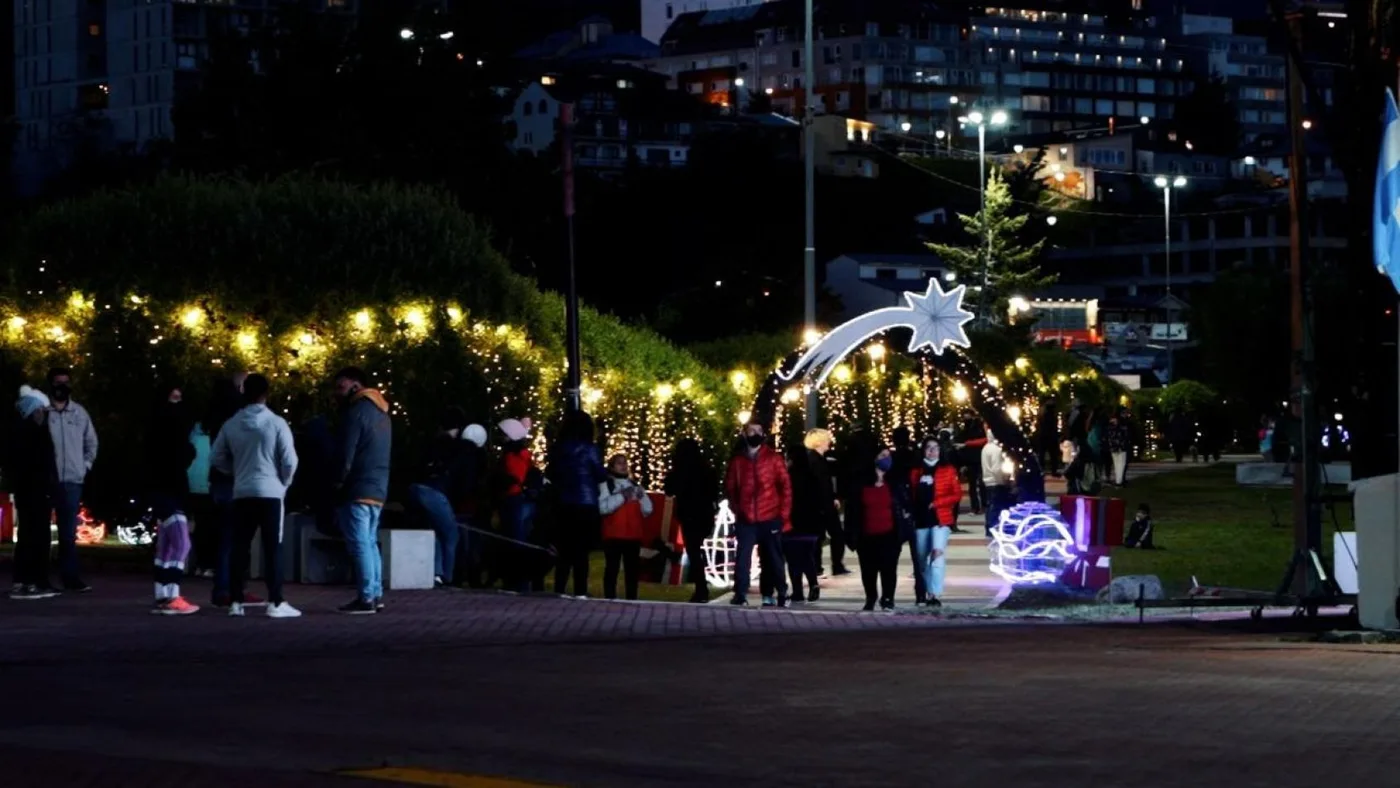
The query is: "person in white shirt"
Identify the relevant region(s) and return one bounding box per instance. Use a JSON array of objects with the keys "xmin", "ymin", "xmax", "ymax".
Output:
[
  {"xmin": 211, "ymin": 374, "xmax": 301, "ymax": 619},
  {"xmin": 980, "ymin": 426, "xmax": 1015, "ymax": 537}
]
